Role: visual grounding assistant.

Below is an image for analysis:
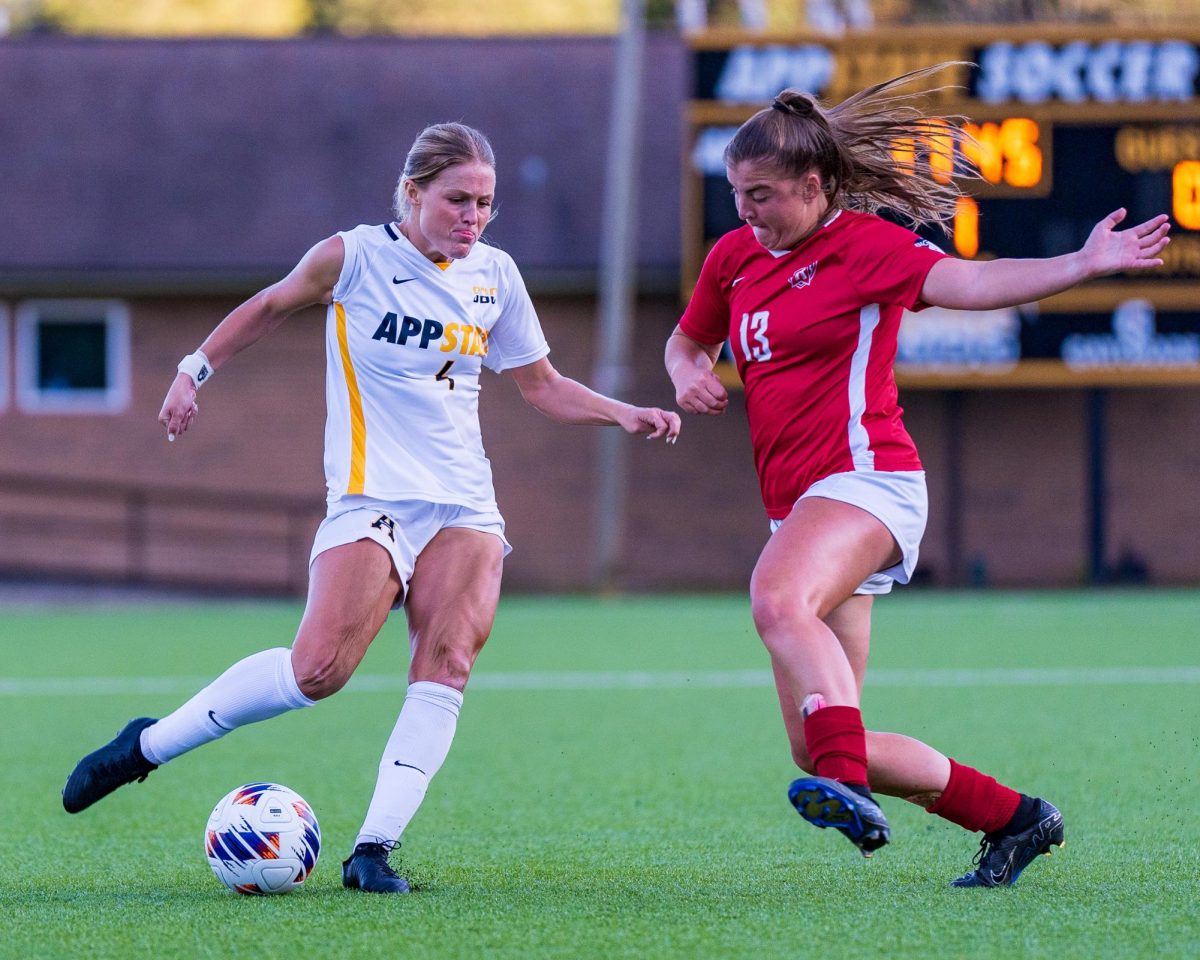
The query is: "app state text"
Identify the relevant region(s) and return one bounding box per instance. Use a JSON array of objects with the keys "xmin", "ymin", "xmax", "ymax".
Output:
[{"xmin": 371, "ymin": 312, "xmax": 489, "ymax": 357}]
